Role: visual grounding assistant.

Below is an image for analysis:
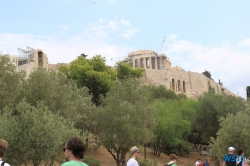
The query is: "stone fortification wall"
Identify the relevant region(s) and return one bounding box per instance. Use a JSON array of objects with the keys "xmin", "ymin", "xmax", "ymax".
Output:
[{"xmin": 144, "ymin": 69, "xmax": 235, "ymax": 98}]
